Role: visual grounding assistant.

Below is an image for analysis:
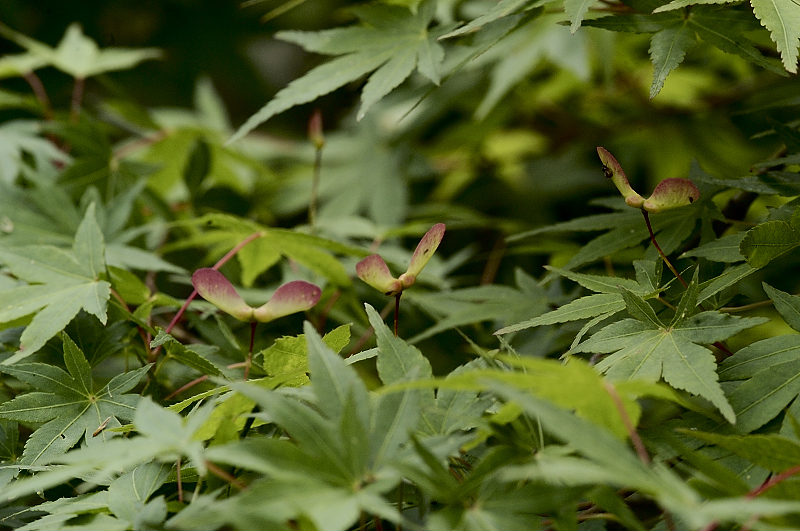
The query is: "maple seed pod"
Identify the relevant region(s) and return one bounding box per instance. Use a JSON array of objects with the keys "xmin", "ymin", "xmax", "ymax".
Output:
[
  {"xmin": 596, "ymin": 147, "xmax": 644, "ymax": 208},
  {"xmin": 642, "ymin": 178, "xmax": 701, "ymax": 214},
  {"xmin": 192, "ymin": 268, "xmax": 254, "ymax": 321},
  {"xmin": 356, "ymin": 254, "xmax": 403, "ymax": 296},
  {"xmin": 355, "ymin": 223, "xmax": 446, "ymax": 297},
  {"xmin": 253, "ymin": 280, "xmax": 322, "ymax": 322},
  {"xmin": 406, "ymin": 223, "xmax": 446, "ymax": 279},
  {"xmin": 192, "ymin": 268, "xmax": 321, "ymax": 322}
]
